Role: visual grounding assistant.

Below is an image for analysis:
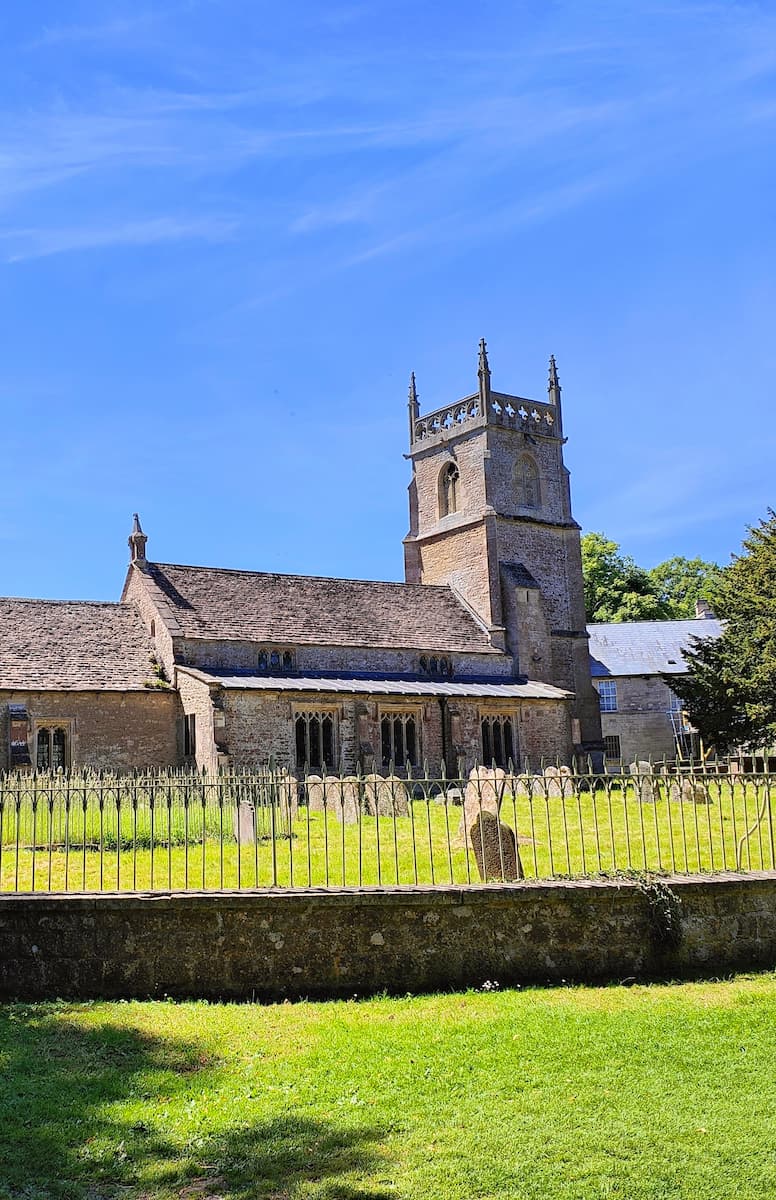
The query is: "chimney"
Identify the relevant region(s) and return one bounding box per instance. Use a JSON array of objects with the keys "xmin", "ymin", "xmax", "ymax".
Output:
[{"xmin": 695, "ymin": 598, "xmax": 715, "ymax": 619}]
